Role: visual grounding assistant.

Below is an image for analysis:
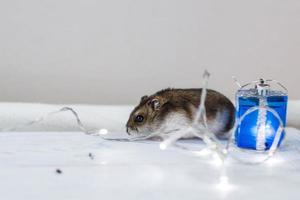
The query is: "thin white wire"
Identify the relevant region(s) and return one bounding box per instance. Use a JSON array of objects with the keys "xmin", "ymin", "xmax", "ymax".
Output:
[
  {"xmin": 0, "ymin": 74, "xmax": 286, "ymax": 165},
  {"xmin": 160, "ymin": 70, "xmax": 227, "ymax": 160}
]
